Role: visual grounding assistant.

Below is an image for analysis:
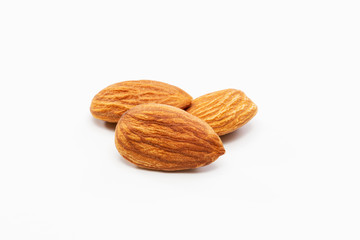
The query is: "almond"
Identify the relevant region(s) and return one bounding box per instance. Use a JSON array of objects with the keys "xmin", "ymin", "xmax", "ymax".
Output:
[
  {"xmin": 187, "ymin": 89, "xmax": 257, "ymax": 136},
  {"xmin": 115, "ymin": 104, "xmax": 225, "ymax": 171},
  {"xmin": 90, "ymin": 80, "xmax": 192, "ymax": 122}
]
